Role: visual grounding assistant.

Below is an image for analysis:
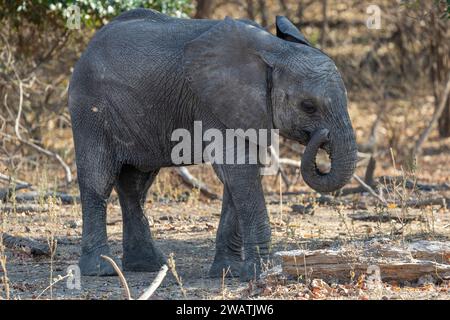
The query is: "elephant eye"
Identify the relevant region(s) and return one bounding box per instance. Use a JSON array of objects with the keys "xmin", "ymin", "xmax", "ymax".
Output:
[{"xmin": 301, "ymin": 100, "xmax": 316, "ymax": 114}]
